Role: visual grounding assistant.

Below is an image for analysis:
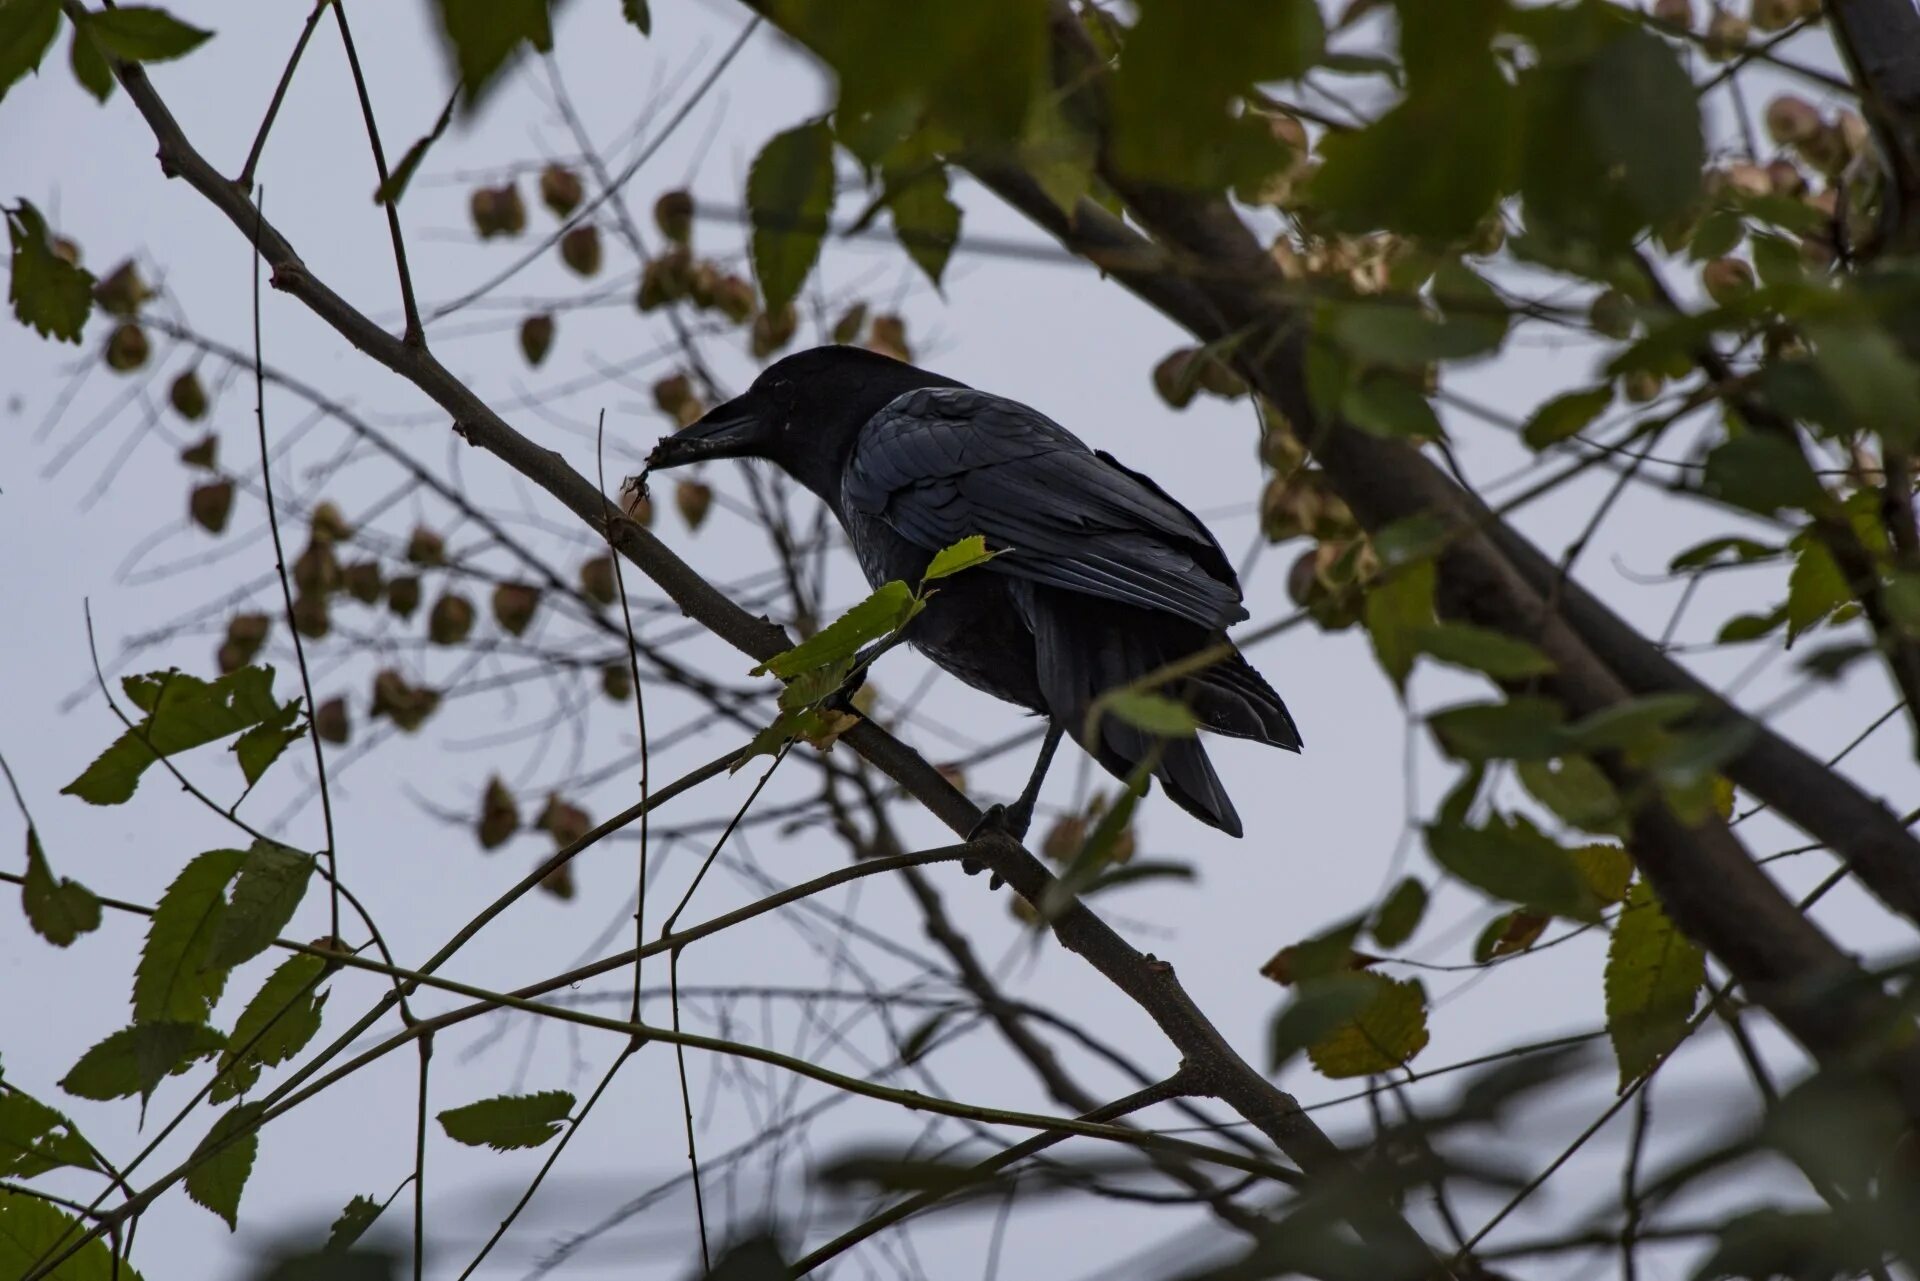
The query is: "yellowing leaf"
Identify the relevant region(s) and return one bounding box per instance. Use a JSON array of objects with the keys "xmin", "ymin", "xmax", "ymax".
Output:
[
  {"xmin": 1427, "ymin": 815, "xmax": 1599, "ymax": 920},
  {"xmin": 1570, "ymin": 844, "xmax": 1634, "ymax": 906},
  {"xmin": 1306, "ymin": 974, "xmax": 1430, "ymax": 1078},
  {"xmin": 921, "ymin": 534, "xmax": 1001, "ymax": 583},
  {"xmin": 1605, "ymin": 881, "xmax": 1704, "ymax": 1089}
]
